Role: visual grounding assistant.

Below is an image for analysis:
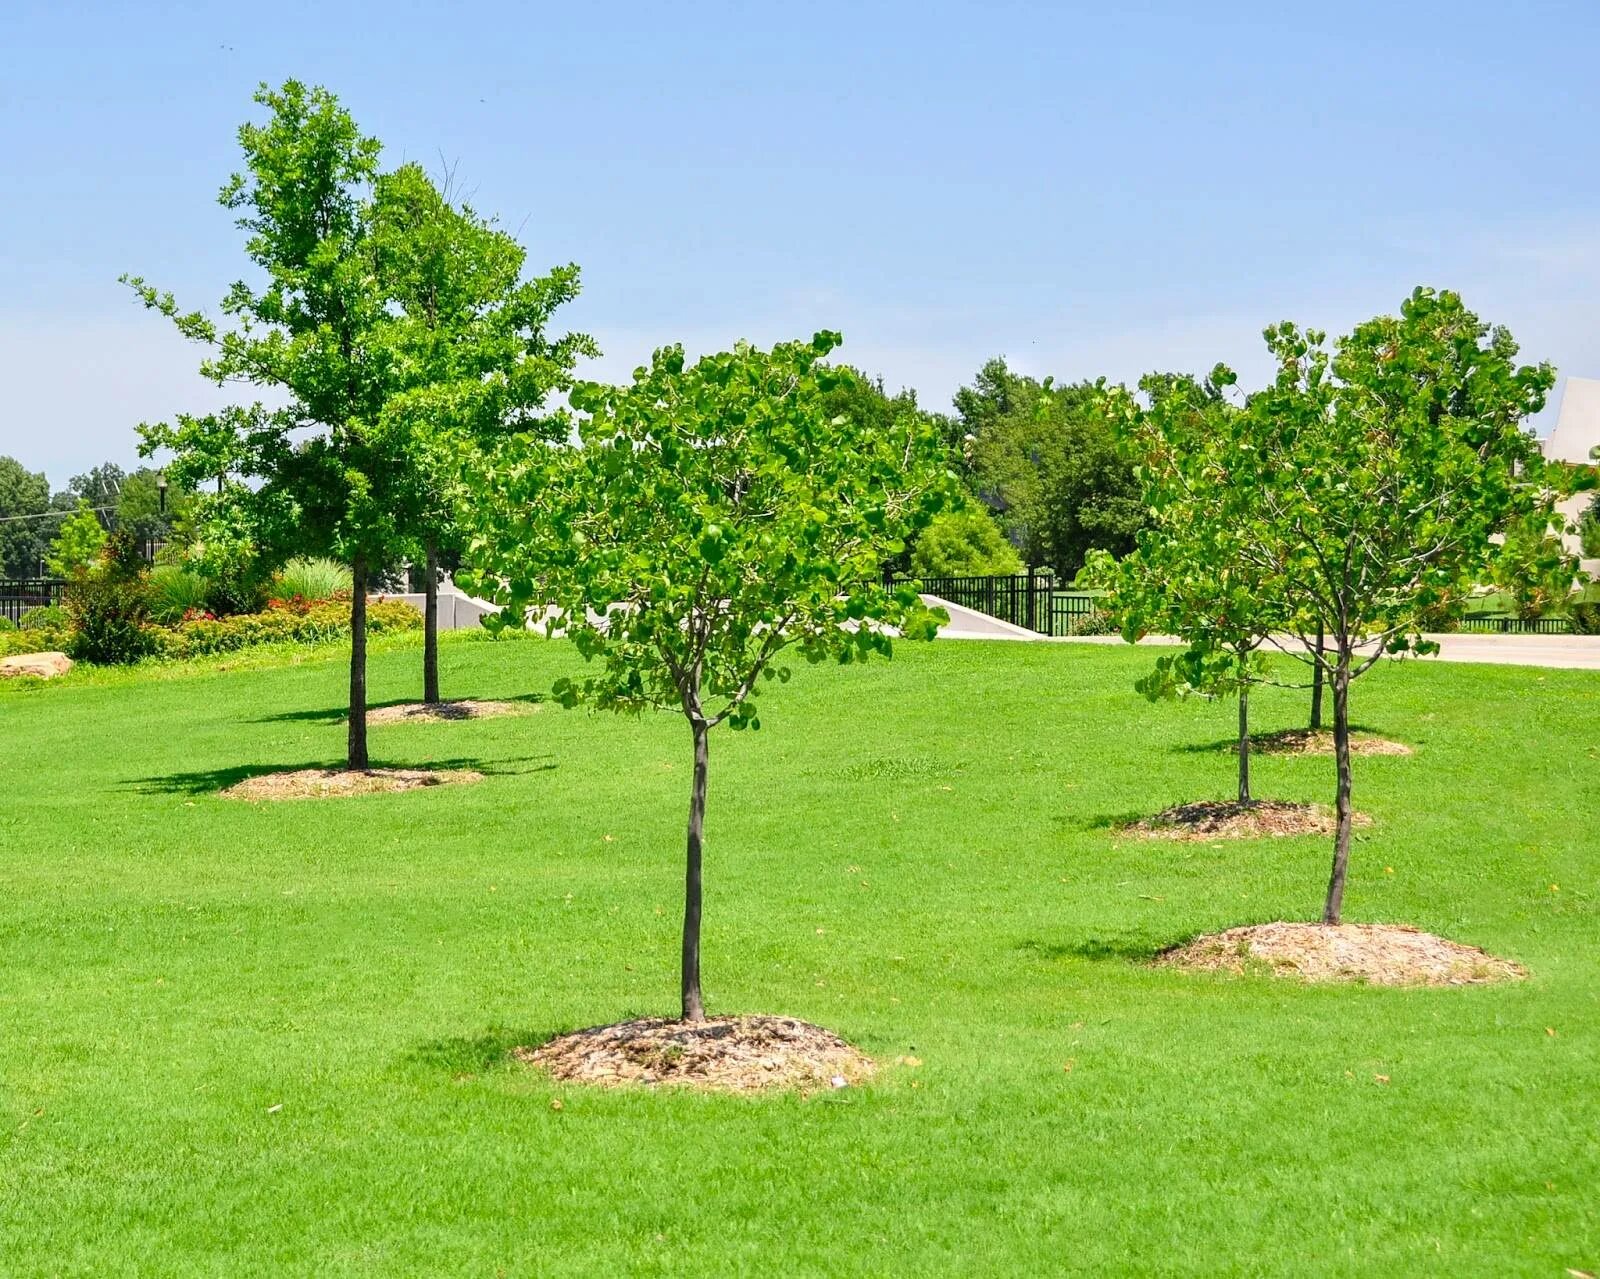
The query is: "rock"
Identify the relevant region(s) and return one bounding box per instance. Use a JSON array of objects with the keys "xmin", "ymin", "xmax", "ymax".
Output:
[{"xmin": 0, "ymin": 651, "xmax": 72, "ymax": 679}]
